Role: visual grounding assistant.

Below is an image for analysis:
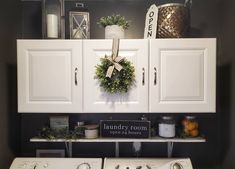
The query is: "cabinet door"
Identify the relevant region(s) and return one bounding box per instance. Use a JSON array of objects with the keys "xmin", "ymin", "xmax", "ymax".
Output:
[
  {"xmin": 83, "ymin": 40, "xmax": 148, "ymax": 112},
  {"xmin": 17, "ymin": 40, "xmax": 83, "ymax": 113},
  {"xmin": 150, "ymin": 39, "xmax": 216, "ymax": 112}
]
